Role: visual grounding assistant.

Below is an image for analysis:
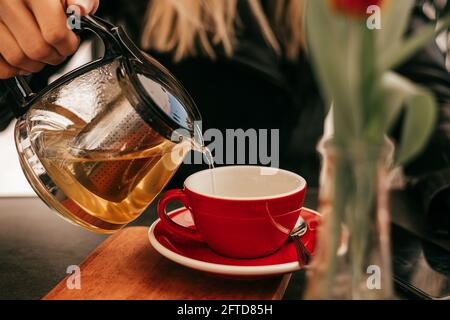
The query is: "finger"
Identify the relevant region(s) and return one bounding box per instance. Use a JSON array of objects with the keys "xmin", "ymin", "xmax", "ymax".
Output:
[
  {"xmin": 0, "ymin": 21, "xmax": 45, "ymax": 73},
  {"xmin": 0, "ymin": 0, "xmax": 66, "ymax": 66},
  {"xmin": 0, "ymin": 55, "xmax": 21, "ymax": 79},
  {"xmin": 27, "ymin": 0, "xmax": 80, "ymax": 57},
  {"xmin": 66, "ymin": 0, "xmax": 100, "ymax": 15},
  {"xmin": 91, "ymin": 0, "xmax": 100, "ymax": 13}
]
